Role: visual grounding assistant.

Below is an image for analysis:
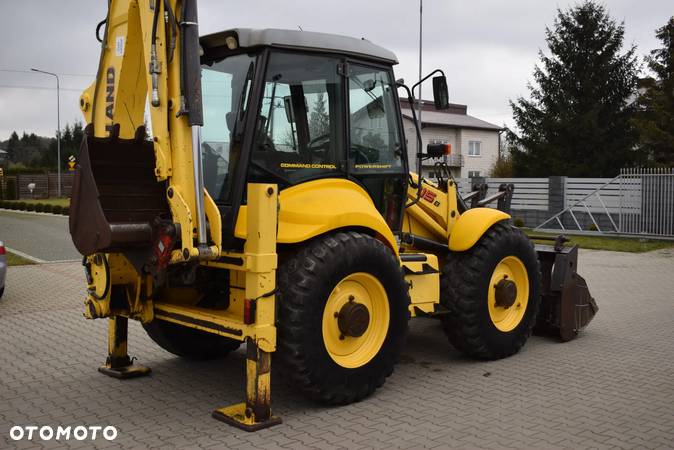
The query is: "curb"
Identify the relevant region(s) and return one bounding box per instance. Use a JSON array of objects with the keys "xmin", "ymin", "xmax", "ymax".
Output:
[{"xmin": 5, "ymin": 246, "xmax": 46, "ymax": 264}]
